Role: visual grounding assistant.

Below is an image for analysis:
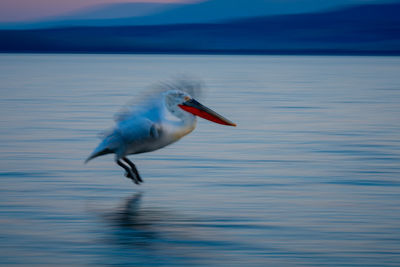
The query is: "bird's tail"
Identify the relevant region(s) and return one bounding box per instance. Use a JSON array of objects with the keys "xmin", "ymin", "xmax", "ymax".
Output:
[
  {"xmin": 85, "ymin": 147, "xmax": 112, "ymax": 164},
  {"xmin": 85, "ymin": 135, "xmax": 118, "ymax": 163}
]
